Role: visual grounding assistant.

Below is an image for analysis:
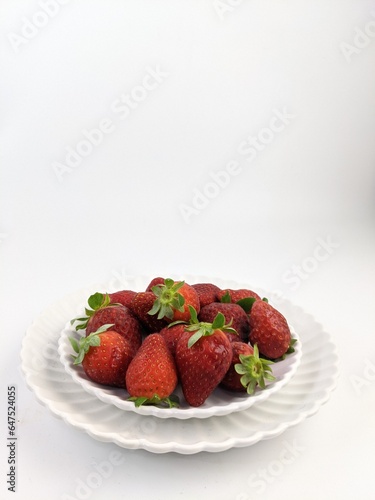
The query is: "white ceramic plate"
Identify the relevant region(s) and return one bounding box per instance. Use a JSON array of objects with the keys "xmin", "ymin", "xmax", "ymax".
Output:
[
  {"xmin": 58, "ymin": 282, "xmax": 302, "ymax": 419},
  {"xmin": 21, "ymin": 276, "xmax": 339, "ymax": 454}
]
